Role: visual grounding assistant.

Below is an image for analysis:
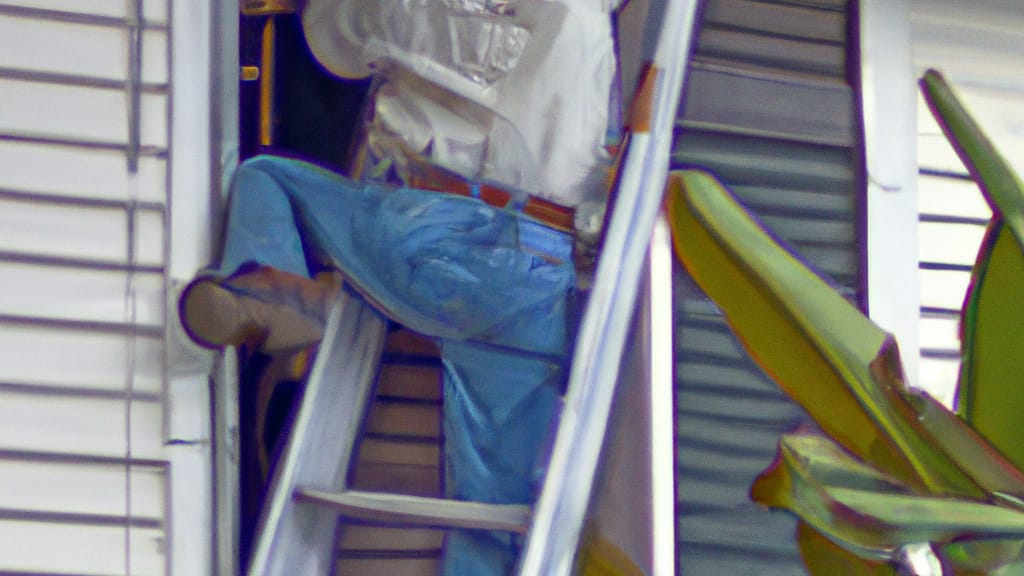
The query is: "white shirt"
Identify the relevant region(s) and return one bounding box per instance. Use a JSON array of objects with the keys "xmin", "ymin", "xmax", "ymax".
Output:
[{"xmin": 302, "ymin": 0, "xmax": 618, "ymax": 210}]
